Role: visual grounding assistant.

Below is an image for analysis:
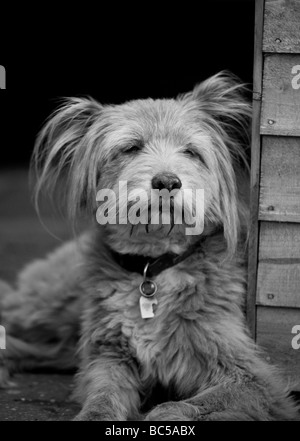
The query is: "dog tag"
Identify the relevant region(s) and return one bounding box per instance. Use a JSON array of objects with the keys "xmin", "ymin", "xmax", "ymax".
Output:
[
  {"xmin": 139, "ymin": 296, "xmax": 158, "ymax": 319},
  {"xmin": 139, "ymin": 280, "xmax": 157, "ymax": 297},
  {"xmin": 139, "ymin": 262, "xmax": 158, "ymax": 318}
]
